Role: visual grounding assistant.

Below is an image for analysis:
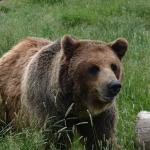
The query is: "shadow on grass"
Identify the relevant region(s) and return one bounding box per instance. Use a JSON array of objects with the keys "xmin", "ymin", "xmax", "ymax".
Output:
[{"xmin": 0, "ymin": 6, "xmax": 11, "ymax": 13}]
